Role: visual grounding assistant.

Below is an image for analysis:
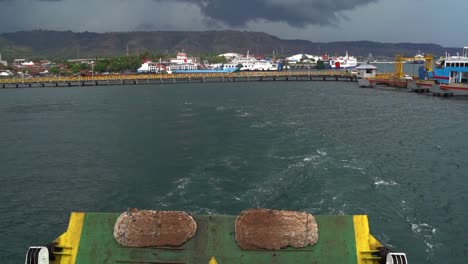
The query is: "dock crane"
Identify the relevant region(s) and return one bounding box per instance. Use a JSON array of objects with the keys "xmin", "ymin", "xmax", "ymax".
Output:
[{"xmin": 395, "ymin": 54, "xmax": 434, "ymax": 79}]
